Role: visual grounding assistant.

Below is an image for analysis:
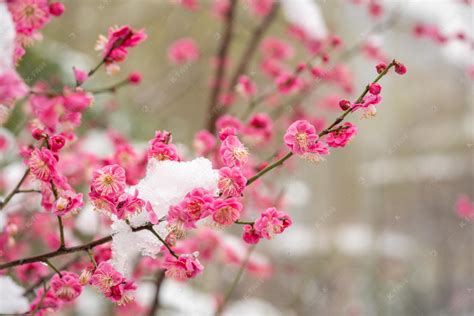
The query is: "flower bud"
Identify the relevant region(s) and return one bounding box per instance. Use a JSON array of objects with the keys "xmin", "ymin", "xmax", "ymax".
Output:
[
  {"xmin": 32, "ymin": 128, "xmax": 46, "ymax": 140},
  {"xmin": 376, "ymin": 62, "xmax": 387, "ymax": 74},
  {"xmin": 394, "ymin": 62, "xmax": 407, "ymax": 75},
  {"xmin": 296, "ymin": 63, "xmax": 306, "ymax": 73},
  {"xmin": 49, "ymin": 135, "xmax": 66, "ymax": 152},
  {"xmin": 128, "ymin": 71, "xmax": 142, "ymax": 85},
  {"xmin": 369, "ymin": 83, "xmax": 382, "ymax": 95},
  {"xmin": 339, "ymin": 99, "xmax": 351, "ymax": 111},
  {"xmin": 49, "ymin": 2, "xmax": 65, "ymax": 16}
]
